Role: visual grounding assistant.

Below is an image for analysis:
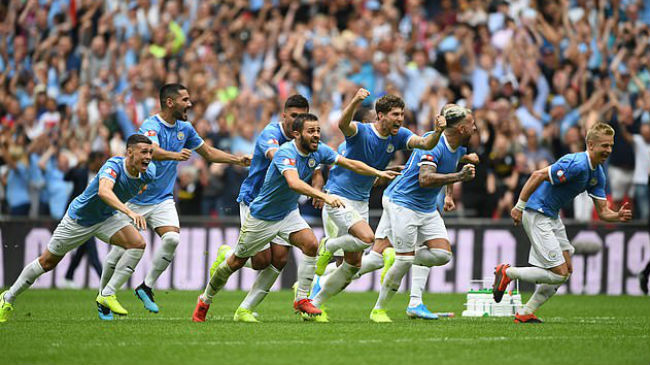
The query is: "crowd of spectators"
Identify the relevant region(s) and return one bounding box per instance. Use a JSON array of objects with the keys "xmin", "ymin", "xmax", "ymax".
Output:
[{"xmin": 0, "ymin": 0, "xmax": 649, "ymax": 222}]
